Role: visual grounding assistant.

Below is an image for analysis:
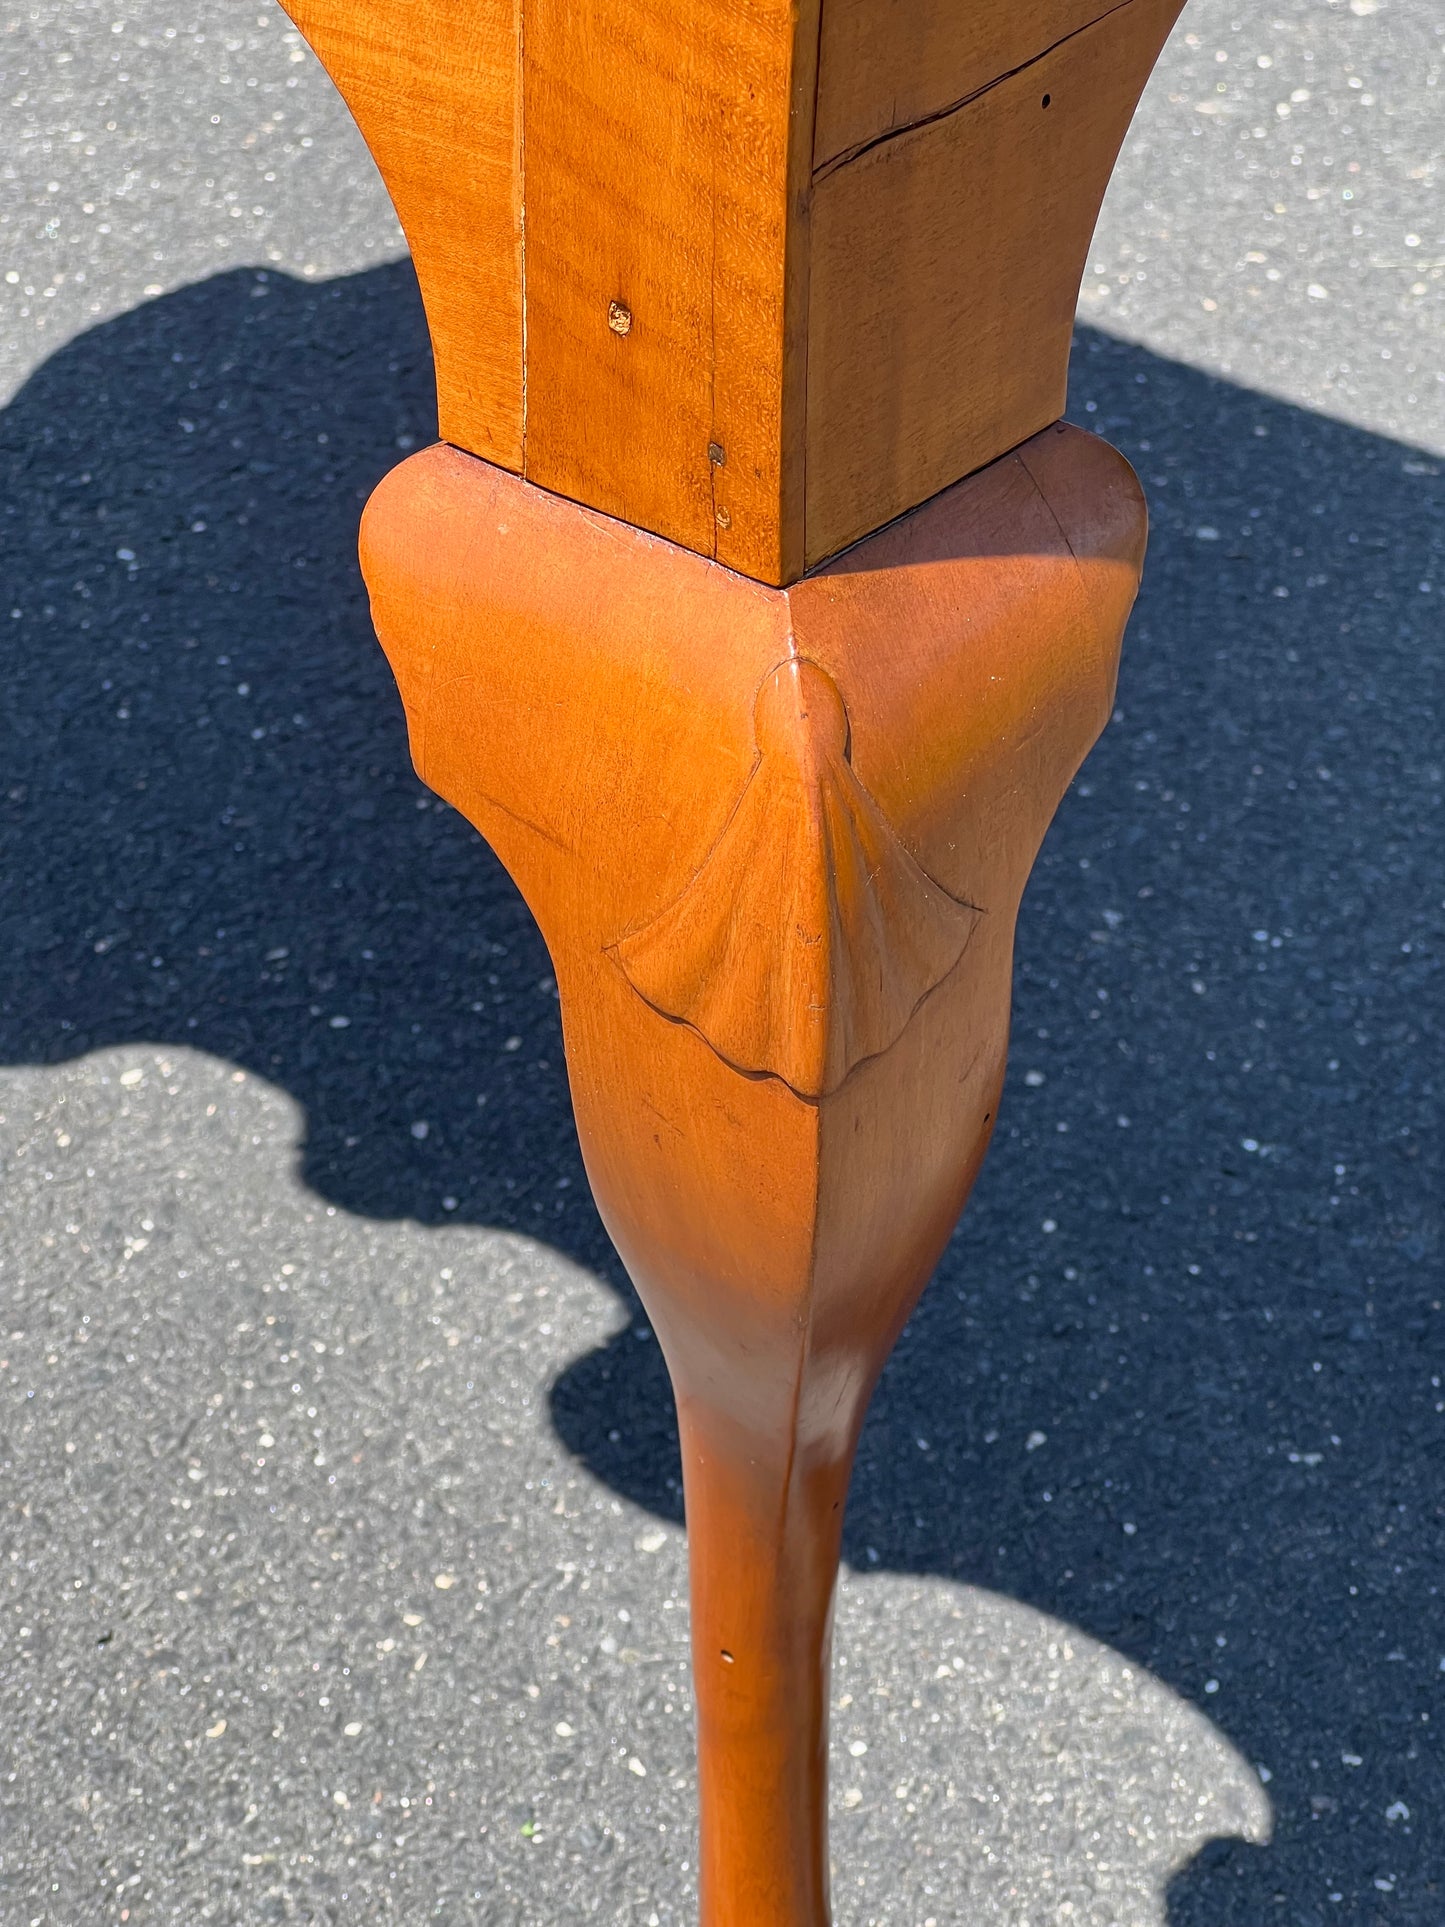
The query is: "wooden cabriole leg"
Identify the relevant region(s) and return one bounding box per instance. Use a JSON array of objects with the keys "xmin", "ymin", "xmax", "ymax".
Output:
[
  {"xmin": 358, "ymin": 426, "xmax": 1146, "ymax": 1923},
  {"xmin": 275, "ymin": 0, "xmax": 1183, "ymax": 1910}
]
